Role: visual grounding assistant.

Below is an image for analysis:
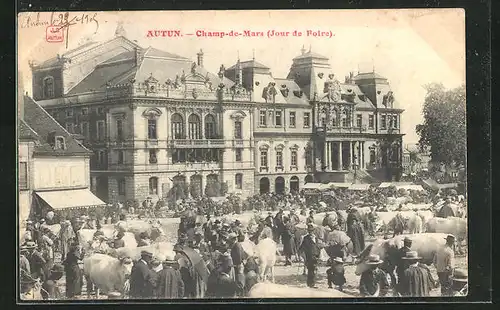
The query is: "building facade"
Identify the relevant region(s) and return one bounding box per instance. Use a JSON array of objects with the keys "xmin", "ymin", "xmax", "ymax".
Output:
[
  {"xmin": 30, "ymin": 30, "xmax": 404, "ymax": 203},
  {"xmin": 18, "ymin": 95, "xmax": 104, "ymax": 226}
]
